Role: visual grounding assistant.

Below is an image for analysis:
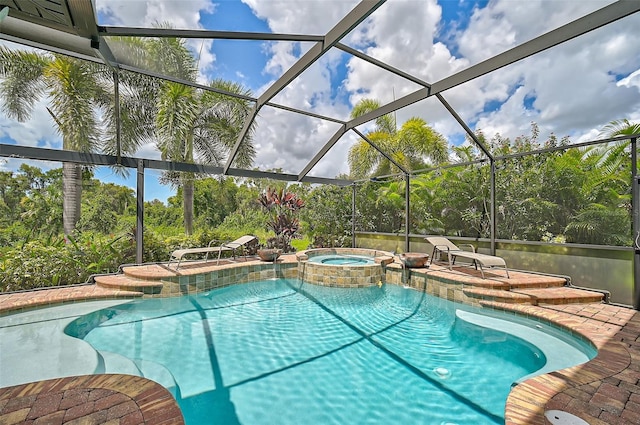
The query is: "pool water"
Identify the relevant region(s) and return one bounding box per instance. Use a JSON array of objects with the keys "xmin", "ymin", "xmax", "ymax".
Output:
[
  {"xmin": 65, "ymin": 280, "xmax": 592, "ymax": 425},
  {"xmin": 309, "ymin": 254, "xmax": 375, "ymax": 265}
]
